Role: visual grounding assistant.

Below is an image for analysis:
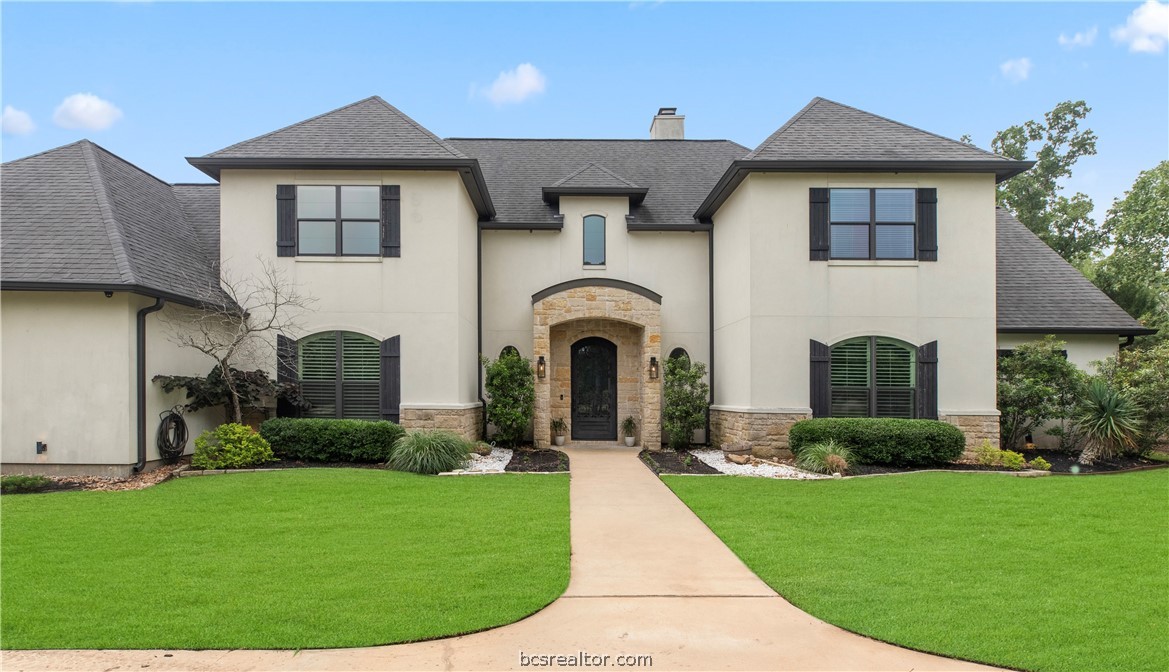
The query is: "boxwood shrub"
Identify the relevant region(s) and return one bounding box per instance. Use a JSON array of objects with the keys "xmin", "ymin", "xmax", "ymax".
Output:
[
  {"xmin": 259, "ymin": 418, "xmax": 405, "ymax": 463},
  {"xmin": 788, "ymin": 418, "xmax": 966, "ymax": 467}
]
